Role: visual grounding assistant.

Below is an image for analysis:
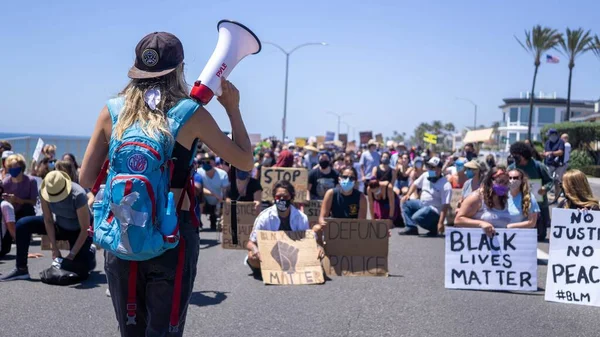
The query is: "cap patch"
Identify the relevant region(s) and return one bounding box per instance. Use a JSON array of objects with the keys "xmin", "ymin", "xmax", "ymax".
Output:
[{"xmin": 142, "ymin": 49, "xmax": 159, "ymax": 67}]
